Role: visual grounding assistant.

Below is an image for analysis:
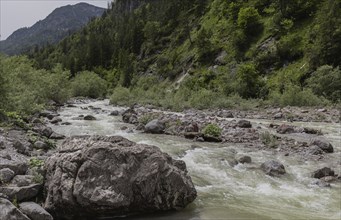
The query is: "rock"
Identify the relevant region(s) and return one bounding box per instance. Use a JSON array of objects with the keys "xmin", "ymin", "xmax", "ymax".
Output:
[
  {"xmin": 273, "ymin": 113, "xmax": 283, "ymax": 119},
  {"xmin": 0, "ymin": 157, "xmax": 28, "ymax": 175},
  {"xmin": 0, "ymin": 184, "xmax": 42, "ymax": 201},
  {"xmin": 0, "ymin": 168, "xmax": 15, "ymax": 184},
  {"xmin": 136, "ymin": 123, "xmax": 145, "ymax": 131},
  {"xmin": 61, "ymin": 122, "xmax": 72, "ymax": 125},
  {"xmin": 12, "ymin": 141, "xmax": 30, "ymax": 155},
  {"xmin": 120, "ymin": 126, "xmax": 128, "ymax": 131},
  {"xmin": 49, "ymin": 132, "xmax": 65, "ymax": 140},
  {"xmin": 317, "ymin": 108, "xmax": 327, "ymax": 113},
  {"xmin": 185, "ymin": 122, "xmax": 199, "ymax": 133},
  {"xmin": 19, "ymin": 202, "xmax": 53, "ymax": 220},
  {"xmin": 307, "ymin": 145, "xmax": 324, "ymax": 155},
  {"xmin": 41, "ymin": 127, "xmax": 53, "ymax": 138},
  {"xmin": 0, "ymin": 198, "xmax": 30, "ymax": 220},
  {"xmin": 109, "ymin": 110, "xmax": 119, "ymax": 116},
  {"xmin": 311, "ymin": 179, "xmax": 331, "ymax": 188},
  {"xmin": 196, "ymin": 137, "xmax": 205, "ymax": 142},
  {"xmin": 84, "ymin": 115, "xmax": 96, "ymax": 121},
  {"xmin": 11, "ymin": 175, "xmax": 34, "ymax": 187},
  {"xmin": 312, "ymin": 167, "xmax": 335, "ymax": 179},
  {"xmin": 237, "ymin": 120, "xmax": 252, "ymax": 128},
  {"xmin": 39, "ymin": 111, "xmax": 53, "ymax": 118},
  {"xmin": 184, "ymin": 132, "xmax": 202, "ymax": 139},
  {"xmin": 50, "ymin": 117, "xmax": 62, "ymax": 124},
  {"xmin": 34, "ymin": 141, "xmax": 48, "ymax": 150},
  {"xmin": 144, "ymin": 119, "xmax": 166, "ymax": 134},
  {"xmin": 303, "ymin": 127, "xmax": 321, "ymax": 135},
  {"xmin": 32, "ymin": 118, "xmax": 42, "ymax": 124},
  {"xmin": 122, "ymin": 108, "xmax": 138, "ymax": 124},
  {"xmin": 276, "ymin": 124, "xmax": 295, "ymax": 134},
  {"xmin": 203, "ymin": 135, "xmax": 222, "ymax": 143},
  {"xmin": 237, "ymin": 156, "xmax": 252, "ymax": 164},
  {"xmin": 261, "ymin": 160, "xmax": 286, "ymax": 176},
  {"xmin": 44, "ymin": 136, "xmax": 197, "ymax": 219},
  {"xmin": 215, "ymin": 51, "xmax": 228, "ymax": 65},
  {"xmin": 311, "ymin": 140, "xmax": 333, "ymax": 153}
]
